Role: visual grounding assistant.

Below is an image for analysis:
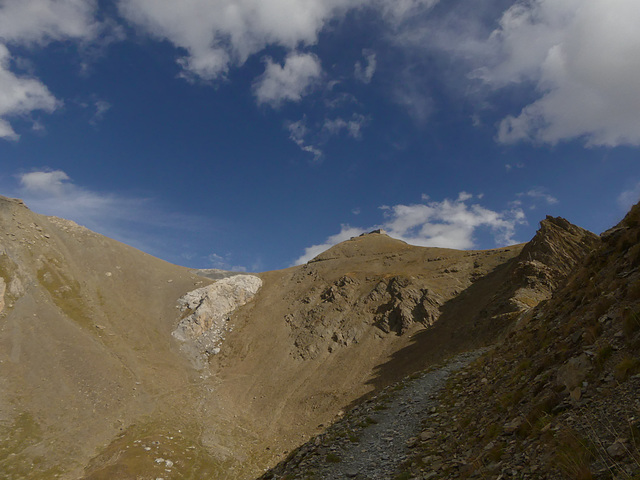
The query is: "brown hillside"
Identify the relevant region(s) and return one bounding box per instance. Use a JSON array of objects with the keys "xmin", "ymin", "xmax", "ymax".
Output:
[
  {"xmin": 386, "ymin": 205, "xmax": 640, "ymax": 479},
  {"xmin": 0, "ymin": 196, "xmax": 598, "ymax": 479}
]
